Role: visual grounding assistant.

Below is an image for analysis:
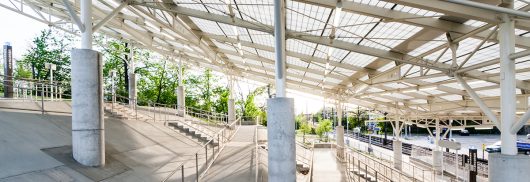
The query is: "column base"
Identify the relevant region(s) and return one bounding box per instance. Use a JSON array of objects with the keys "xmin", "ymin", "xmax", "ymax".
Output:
[
  {"xmin": 489, "ymin": 153, "xmax": 530, "ymax": 181},
  {"xmin": 432, "ymin": 150, "xmax": 443, "ymax": 174},
  {"xmin": 336, "ymin": 127, "xmax": 345, "ymax": 160},
  {"xmin": 71, "ymin": 49, "xmax": 105, "ymax": 167},
  {"xmin": 393, "ymin": 140, "xmax": 402, "ymax": 170},
  {"xmin": 267, "ymin": 97, "xmax": 295, "ymax": 182}
]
